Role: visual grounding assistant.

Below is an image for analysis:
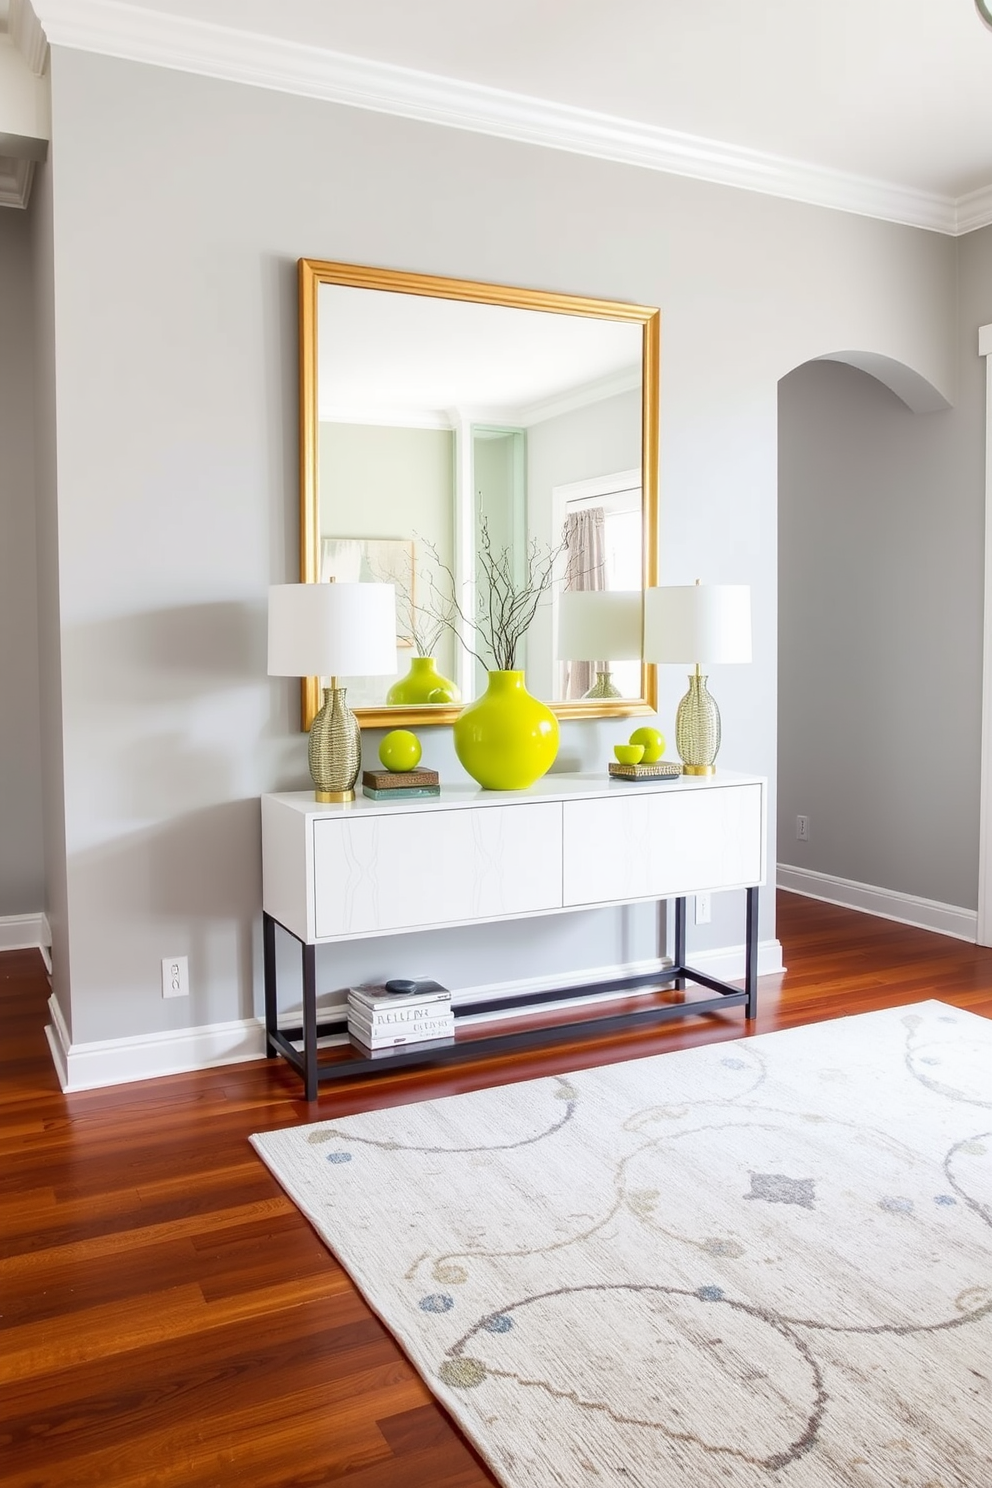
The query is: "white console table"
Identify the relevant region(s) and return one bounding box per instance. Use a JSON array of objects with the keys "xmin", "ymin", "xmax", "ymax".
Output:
[{"xmin": 261, "ymin": 770, "xmax": 767, "ymax": 1099}]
